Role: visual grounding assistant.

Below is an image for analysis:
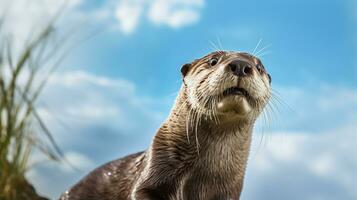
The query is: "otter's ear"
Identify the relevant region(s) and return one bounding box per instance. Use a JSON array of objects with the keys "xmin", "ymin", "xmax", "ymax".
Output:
[{"xmin": 181, "ymin": 63, "xmax": 191, "ymax": 77}]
